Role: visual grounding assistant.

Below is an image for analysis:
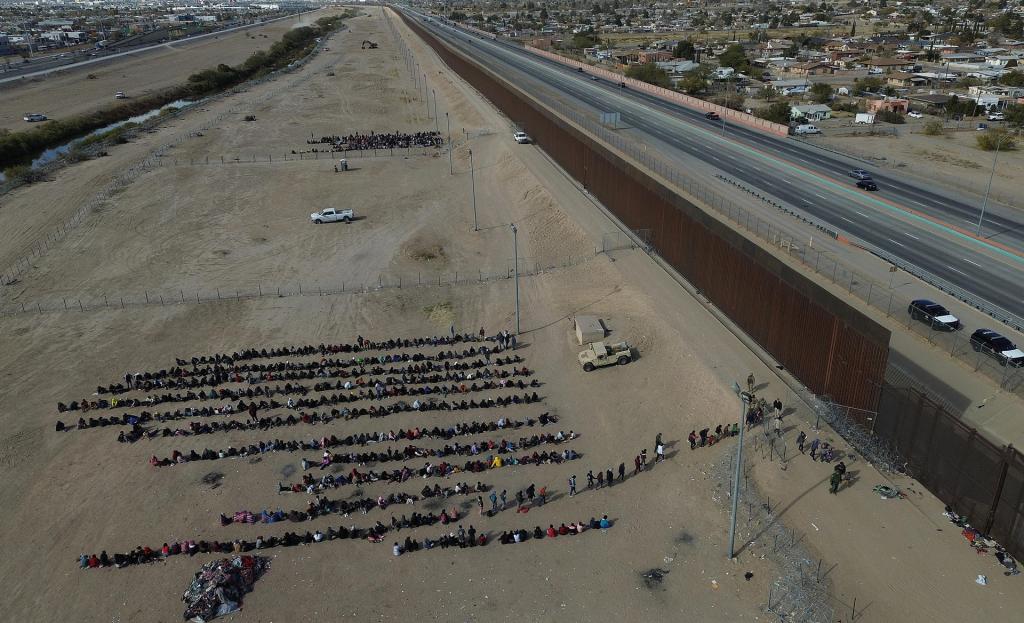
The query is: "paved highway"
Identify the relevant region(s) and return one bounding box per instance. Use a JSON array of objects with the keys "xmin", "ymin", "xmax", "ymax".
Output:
[{"xmin": 408, "ymin": 12, "xmax": 1024, "ymax": 323}]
